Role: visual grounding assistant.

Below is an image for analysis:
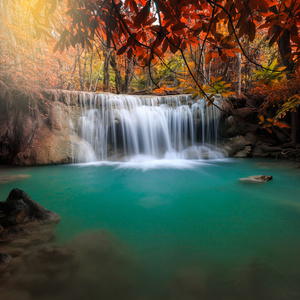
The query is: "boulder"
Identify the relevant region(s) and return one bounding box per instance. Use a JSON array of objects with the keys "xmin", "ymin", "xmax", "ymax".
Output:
[
  {"xmin": 235, "ymin": 107, "xmax": 256, "ymax": 120},
  {"xmin": 0, "ymin": 188, "xmax": 59, "ymax": 229},
  {"xmin": 239, "ymin": 175, "xmax": 273, "ymax": 183},
  {"xmin": 253, "ymin": 146, "xmax": 269, "ymax": 157},
  {"xmin": 222, "ymin": 135, "xmax": 251, "ymax": 156},
  {"xmin": 244, "ymin": 132, "xmax": 257, "ymax": 146},
  {"xmin": 221, "ymin": 116, "xmax": 238, "ymax": 138},
  {"xmin": 234, "ymin": 146, "xmax": 252, "ymax": 158}
]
